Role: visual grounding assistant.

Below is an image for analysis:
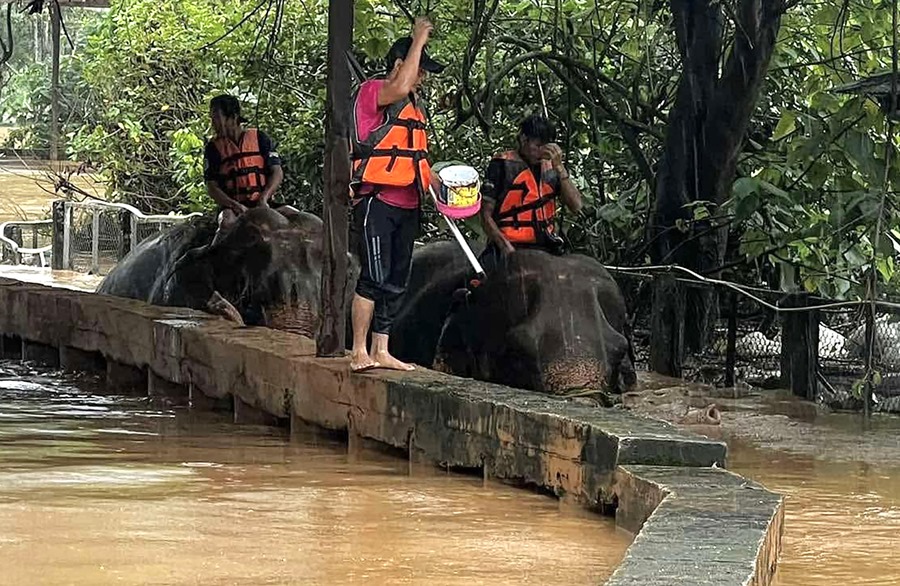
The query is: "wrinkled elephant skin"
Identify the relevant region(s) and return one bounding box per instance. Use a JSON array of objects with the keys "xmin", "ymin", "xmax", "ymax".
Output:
[
  {"xmin": 391, "ymin": 242, "xmax": 637, "ymax": 394},
  {"xmin": 97, "ymin": 208, "xmax": 358, "ymax": 338}
]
